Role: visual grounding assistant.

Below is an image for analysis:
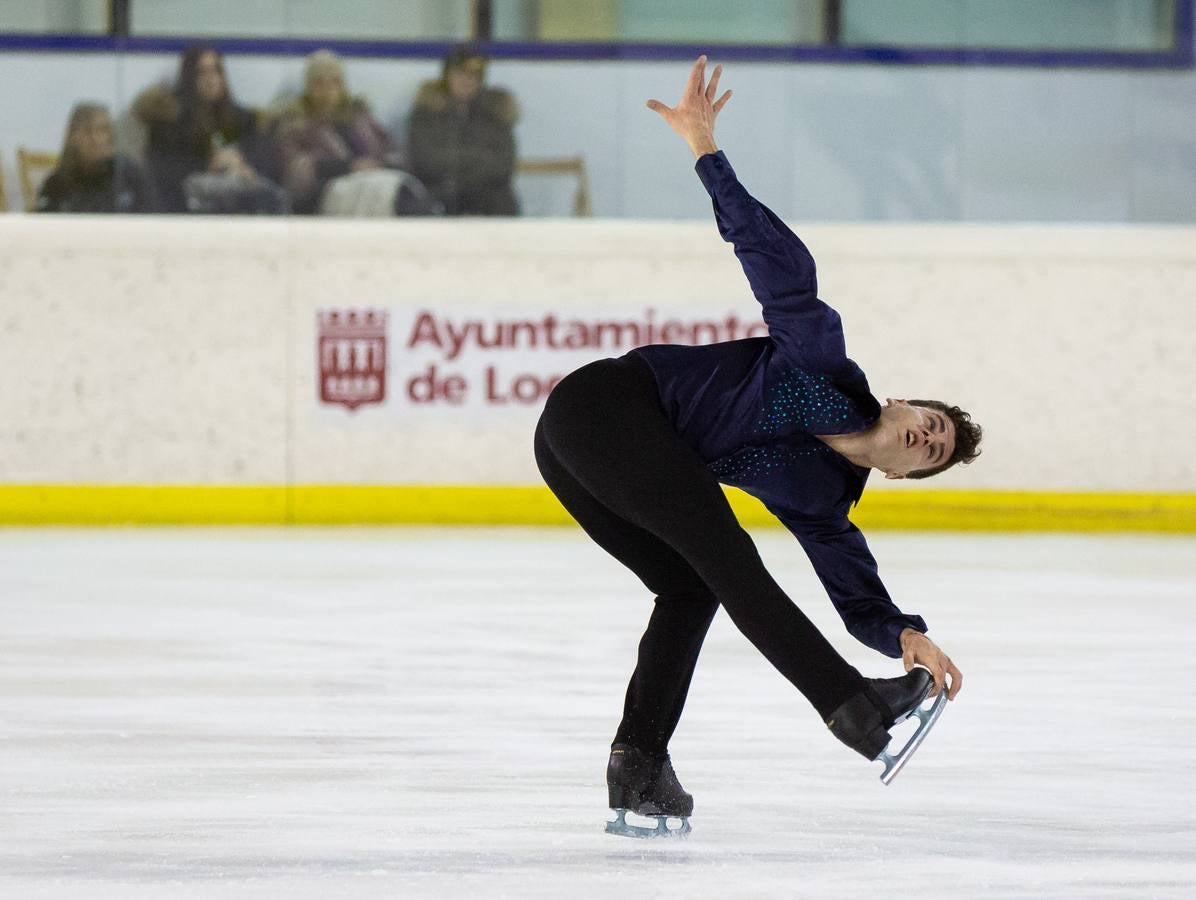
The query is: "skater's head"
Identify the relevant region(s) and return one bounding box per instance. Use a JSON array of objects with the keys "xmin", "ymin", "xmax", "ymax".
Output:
[{"xmin": 877, "ymin": 399, "xmax": 982, "ymax": 480}]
